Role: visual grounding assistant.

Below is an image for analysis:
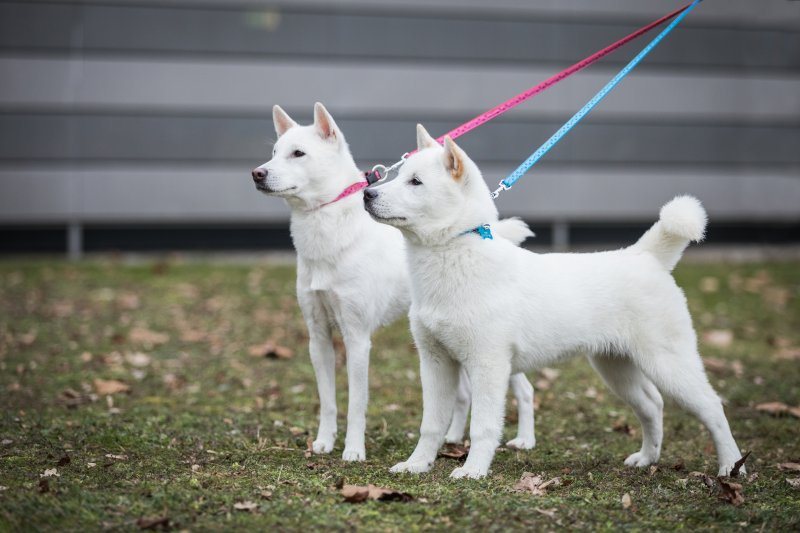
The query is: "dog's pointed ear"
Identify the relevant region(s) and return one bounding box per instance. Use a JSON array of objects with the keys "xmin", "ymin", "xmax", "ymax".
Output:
[
  {"xmin": 416, "ymin": 124, "xmax": 438, "ymax": 151},
  {"xmin": 313, "ymin": 102, "xmax": 339, "ymax": 142},
  {"xmin": 443, "ymin": 135, "xmax": 466, "ymax": 181},
  {"xmin": 273, "ymin": 105, "xmax": 297, "ymax": 138}
]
